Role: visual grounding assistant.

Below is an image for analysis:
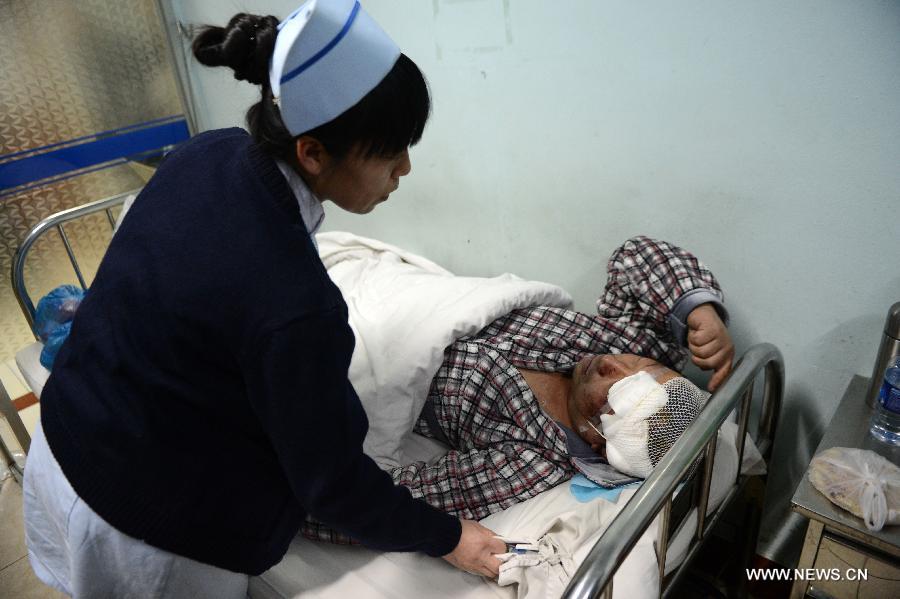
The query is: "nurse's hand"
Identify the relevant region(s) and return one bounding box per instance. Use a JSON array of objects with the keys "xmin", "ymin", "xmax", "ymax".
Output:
[
  {"xmin": 442, "ymin": 519, "xmax": 506, "ymax": 578},
  {"xmin": 686, "ymin": 303, "xmax": 734, "ymax": 392}
]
